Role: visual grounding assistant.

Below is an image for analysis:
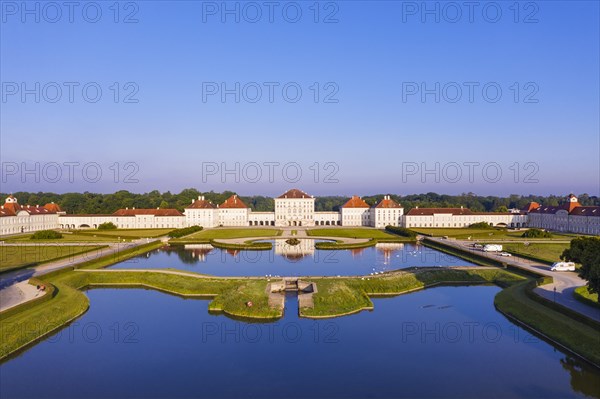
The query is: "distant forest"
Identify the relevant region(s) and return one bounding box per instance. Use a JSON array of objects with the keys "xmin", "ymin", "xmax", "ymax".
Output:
[{"xmin": 2, "ymin": 190, "xmax": 599, "ymax": 215}]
